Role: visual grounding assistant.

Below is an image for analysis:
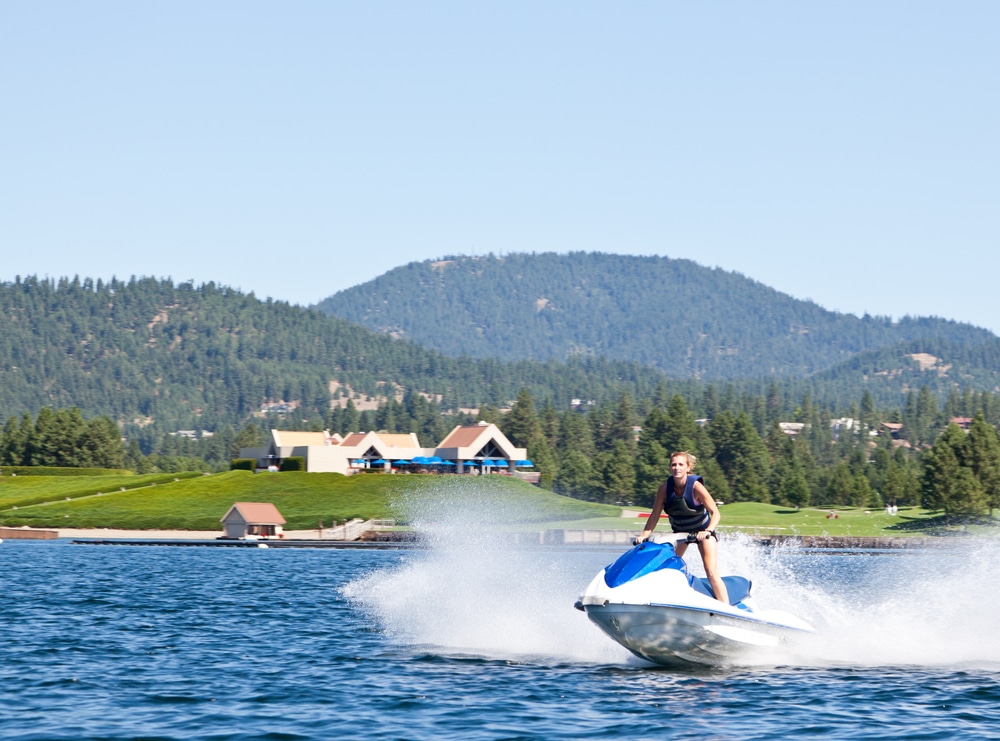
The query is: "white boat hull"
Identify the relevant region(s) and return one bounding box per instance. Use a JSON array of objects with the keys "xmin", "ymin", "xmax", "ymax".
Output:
[
  {"xmin": 577, "ymin": 542, "xmax": 814, "ymax": 666},
  {"xmin": 585, "ymin": 602, "xmax": 800, "ymax": 665}
]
